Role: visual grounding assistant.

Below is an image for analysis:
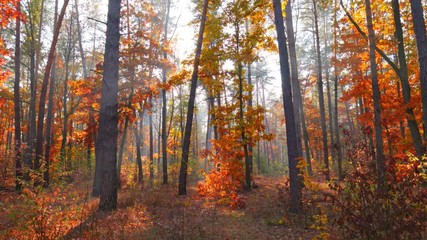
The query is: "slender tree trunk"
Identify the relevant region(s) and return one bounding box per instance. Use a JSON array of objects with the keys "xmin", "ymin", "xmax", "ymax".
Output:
[
  {"xmin": 324, "ymin": 19, "xmax": 335, "ymax": 168},
  {"xmin": 409, "ymin": 0, "xmax": 427, "ymax": 145},
  {"xmin": 272, "ymin": 0, "xmax": 303, "ymax": 214},
  {"xmin": 178, "ymin": 0, "xmax": 209, "ymax": 195},
  {"xmin": 161, "ymin": 0, "xmax": 171, "ymax": 185},
  {"xmin": 43, "ymin": 0, "xmax": 59, "ymax": 188},
  {"xmin": 26, "ymin": 3, "xmax": 37, "ymax": 176},
  {"xmin": 149, "ymin": 99, "xmax": 154, "ymax": 181},
  {"xmin": 117, "ymin": 118, "xmax": 129, "ymax": 181},
  {"xmin": 60, "ymin": 18, "xmax": 74, "ymax": 168},
  {"xmin": 98, "ymin": 0, "xmax": 121, "ymax": 211},
  {"xmin": 392, "ymin": 0, "xmax": 425, "ymax": 157},
  {"xmin": 34, "ymin": 0, "xmax": 70, "ymax": 186},
  {"xmin": 364, "ymin": 0, "xmax": 385, "ymax": 187},
  {"xmin": 235, "ymin": 21, "xmax": 251, "ymax": 191},
  {"xmin": 14, "ymin": 1, "xmax": 22, "ymax": 190},
  {"xmin": 285, "ymin": 0, "xmax": 310, "ymax": 174},
  {"xmin": 333, "ymin": 0, "xmax": 343, "ymax": 180},
  {"xmin": 75, "ymin": 0, "xmax": 93, "ymax": 166},
  {"xmin": 313, "ymin": 0, "xmax": 330, "ymax": 181},
  {"xmin": 245, "ymin": 20, "xmax": 254, "ymax": 186},
  {"xmin": 135, "ymin": 110, "xmax": 144, "ymax": 183}
]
